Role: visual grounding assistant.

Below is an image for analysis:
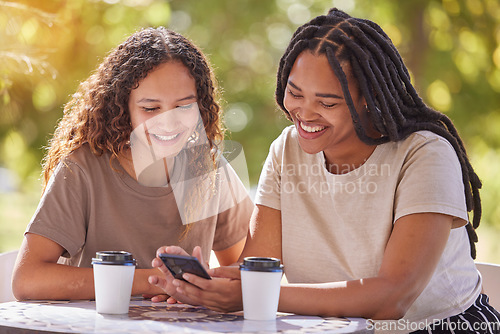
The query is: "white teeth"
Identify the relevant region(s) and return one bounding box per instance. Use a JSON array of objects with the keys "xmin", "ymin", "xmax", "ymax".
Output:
[
  {"xmin": 152, "ymin": 133, "xmax": 179, "ymax": 141},
  {"xmin": 300, "ymin": 122, "xmax": 326, "ymax": 133}
]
